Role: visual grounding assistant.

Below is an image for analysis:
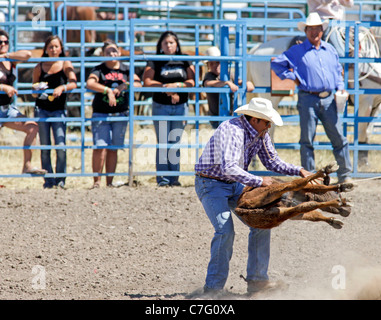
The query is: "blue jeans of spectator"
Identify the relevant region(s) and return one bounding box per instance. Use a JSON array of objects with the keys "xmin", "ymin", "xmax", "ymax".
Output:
[
  {"xmin": 297, "ymin": 91, "xmax": 352, "ymax": 180},
  {"xmin": 195, "ymin": 176, "xmax": 271, "ymax": 290},
  {"xmin": 91, "ymin": 111, "xmax": 128, "ymax": 147},
  {"xmin": 0, "ymin": 105, "xmax": 23, "ymax": 124},
  {"xmin": 152, "ymin": 101, "xmax": 186, "ymax": 185},
  {"xmin": 35, "ymin": 108, "xmax": 67, "ymax": 188}
]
